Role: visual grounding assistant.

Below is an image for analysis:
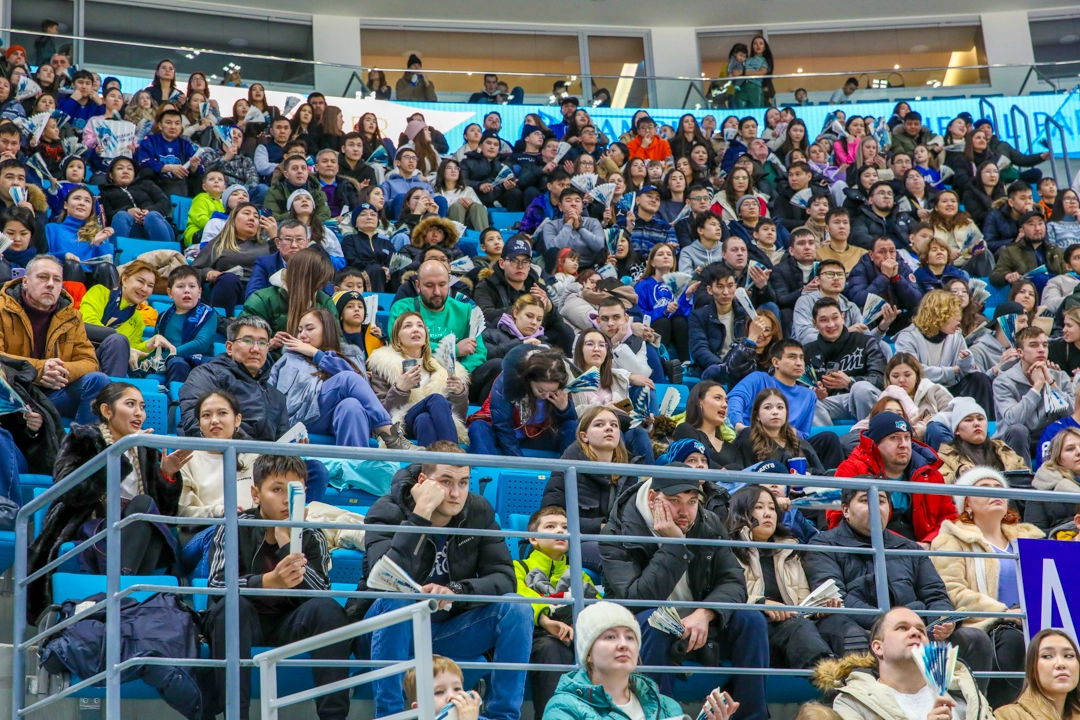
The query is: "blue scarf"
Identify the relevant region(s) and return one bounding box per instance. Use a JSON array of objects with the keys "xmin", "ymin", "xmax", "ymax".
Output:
[{"xmin": 102, "ymin": 289, "xmax": 137, "ymax": 328}]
